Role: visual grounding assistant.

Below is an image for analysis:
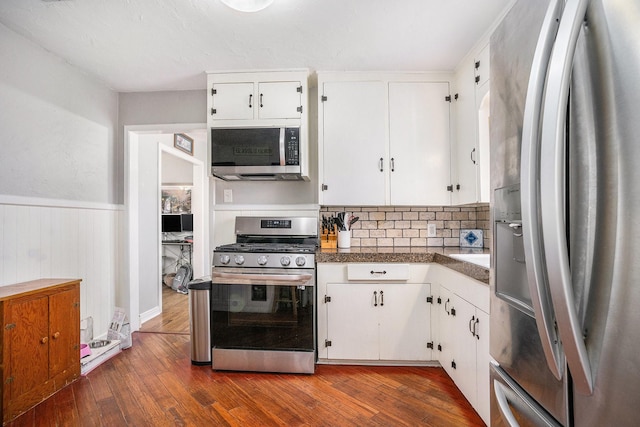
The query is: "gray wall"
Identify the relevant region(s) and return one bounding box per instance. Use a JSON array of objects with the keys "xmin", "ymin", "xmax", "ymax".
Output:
[{"xmin": 0, "ymin": 23, "xmax": 119, "ymax": 203}]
